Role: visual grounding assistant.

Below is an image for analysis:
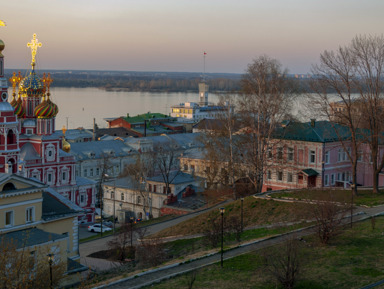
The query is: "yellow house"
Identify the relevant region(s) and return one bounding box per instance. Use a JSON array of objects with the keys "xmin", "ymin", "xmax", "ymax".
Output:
[{"xmin": 0, "ymin": 173, "xmax": 86, "ymax": 287}]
